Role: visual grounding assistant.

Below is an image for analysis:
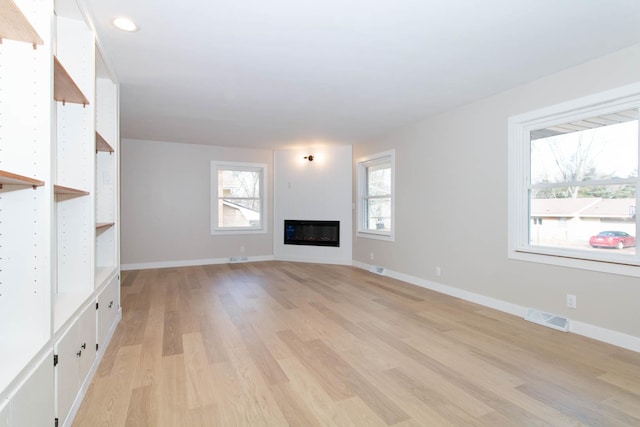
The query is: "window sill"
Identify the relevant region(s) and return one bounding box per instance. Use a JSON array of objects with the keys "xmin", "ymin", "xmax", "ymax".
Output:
[
  {"xmin": 356, "ymin": 230, "xmax": 394, "ymax": 241},
  {"xmin": 211, "ymin": 228, "xmax": 267, "ymax": 236},
  {"xmin": 508, "ymin": 248, "xmax": 640, "ymax": 277}
]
